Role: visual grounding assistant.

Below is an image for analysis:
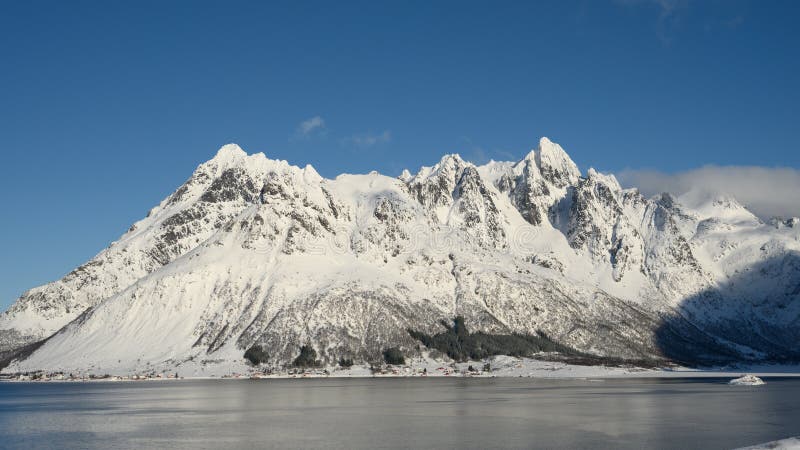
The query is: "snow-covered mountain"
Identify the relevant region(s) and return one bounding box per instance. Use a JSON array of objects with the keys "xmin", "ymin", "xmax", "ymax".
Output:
[{"xmin": 2, "ymin": 138, "xmax": 799, "ymax": 375}]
